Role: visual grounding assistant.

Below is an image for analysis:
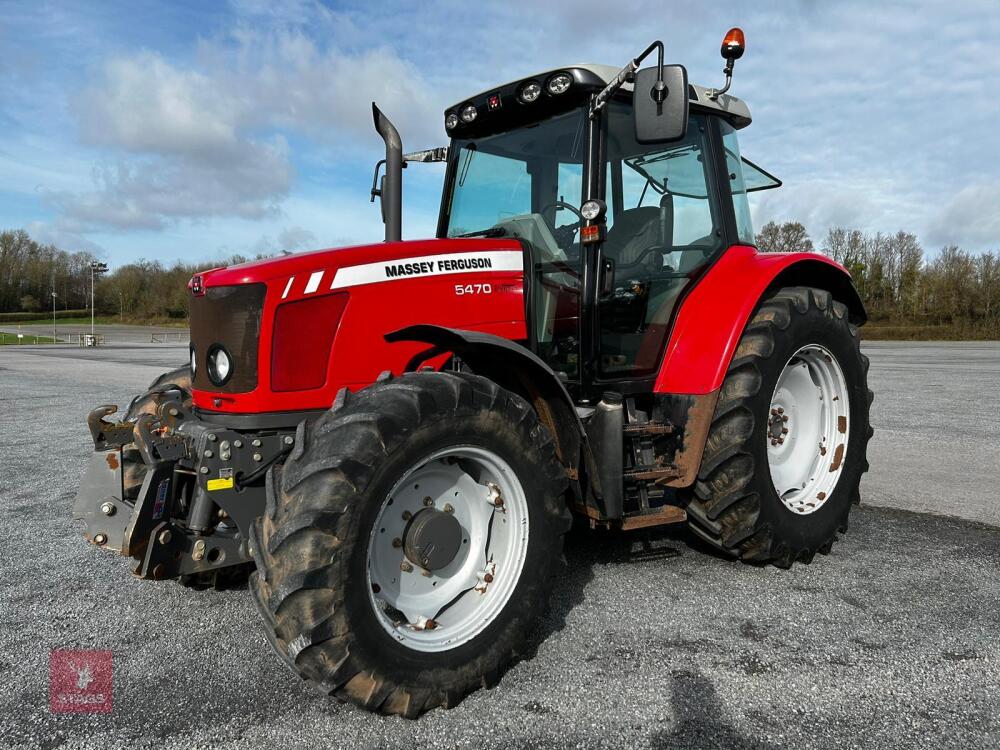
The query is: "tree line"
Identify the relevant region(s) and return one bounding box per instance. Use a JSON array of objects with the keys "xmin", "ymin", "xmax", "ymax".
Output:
[
  {"xmin": 758, "ymin": 222, "xmax": 999, "ymax": 338},
  {"xmin": 2, "ymin": 224, "xmax": 998, "ymax": 337},
  {"xmin": 0, "ymin": 229, "xmax": 259, "ymax": 321}
]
